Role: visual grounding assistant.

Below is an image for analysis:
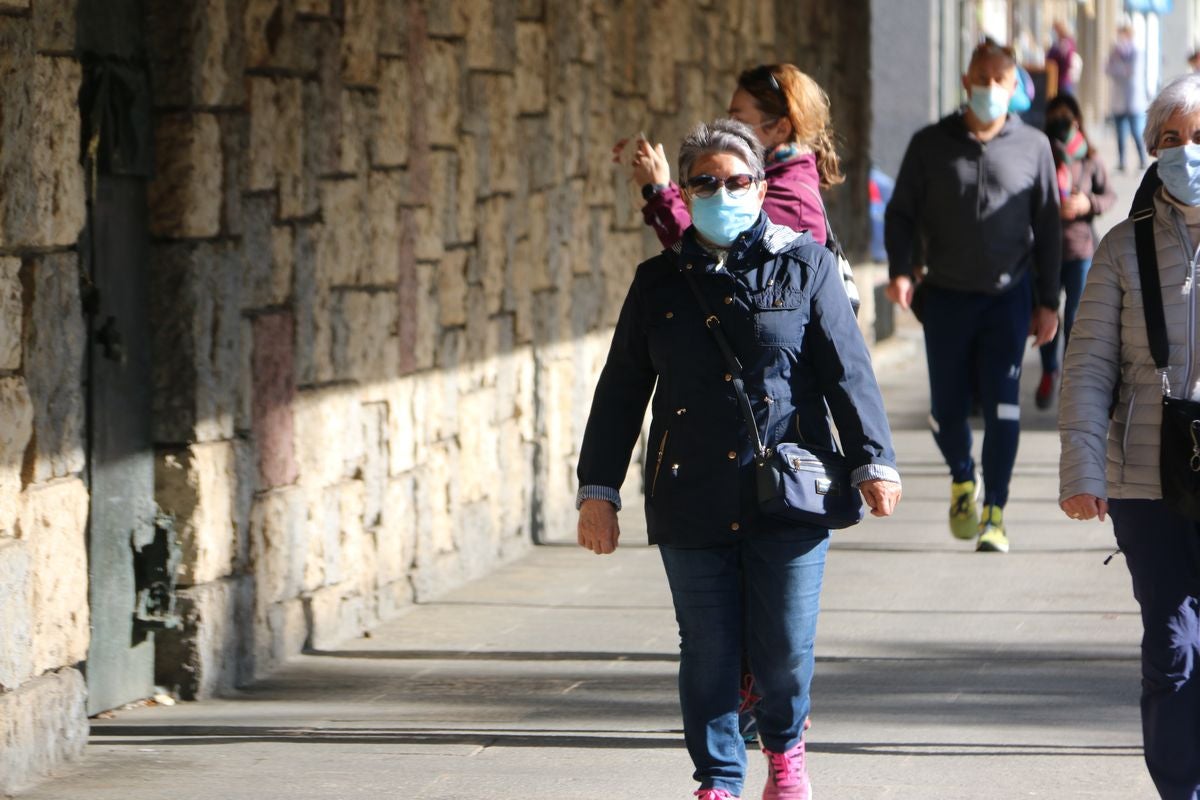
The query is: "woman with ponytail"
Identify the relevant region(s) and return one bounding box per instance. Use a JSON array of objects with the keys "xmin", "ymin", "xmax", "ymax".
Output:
[{"xmin": 620, "ymin": 63, "xmax": 843, "ymax": 250}]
